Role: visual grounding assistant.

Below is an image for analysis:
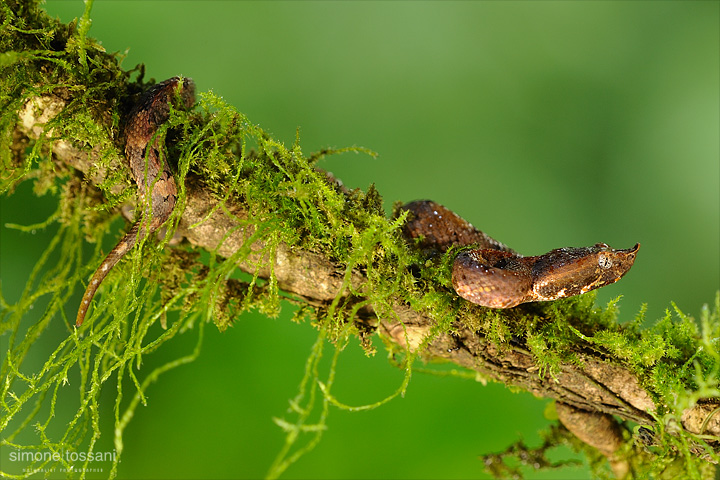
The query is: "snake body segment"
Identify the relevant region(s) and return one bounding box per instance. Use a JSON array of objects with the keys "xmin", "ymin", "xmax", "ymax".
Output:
[
  {"xmin": 401, "ymin": 200, "xmax": 639, "ymax": 308},
  {"xmin": 75, "ymin": 77, "xmax": 195, "ymax": 327}
]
